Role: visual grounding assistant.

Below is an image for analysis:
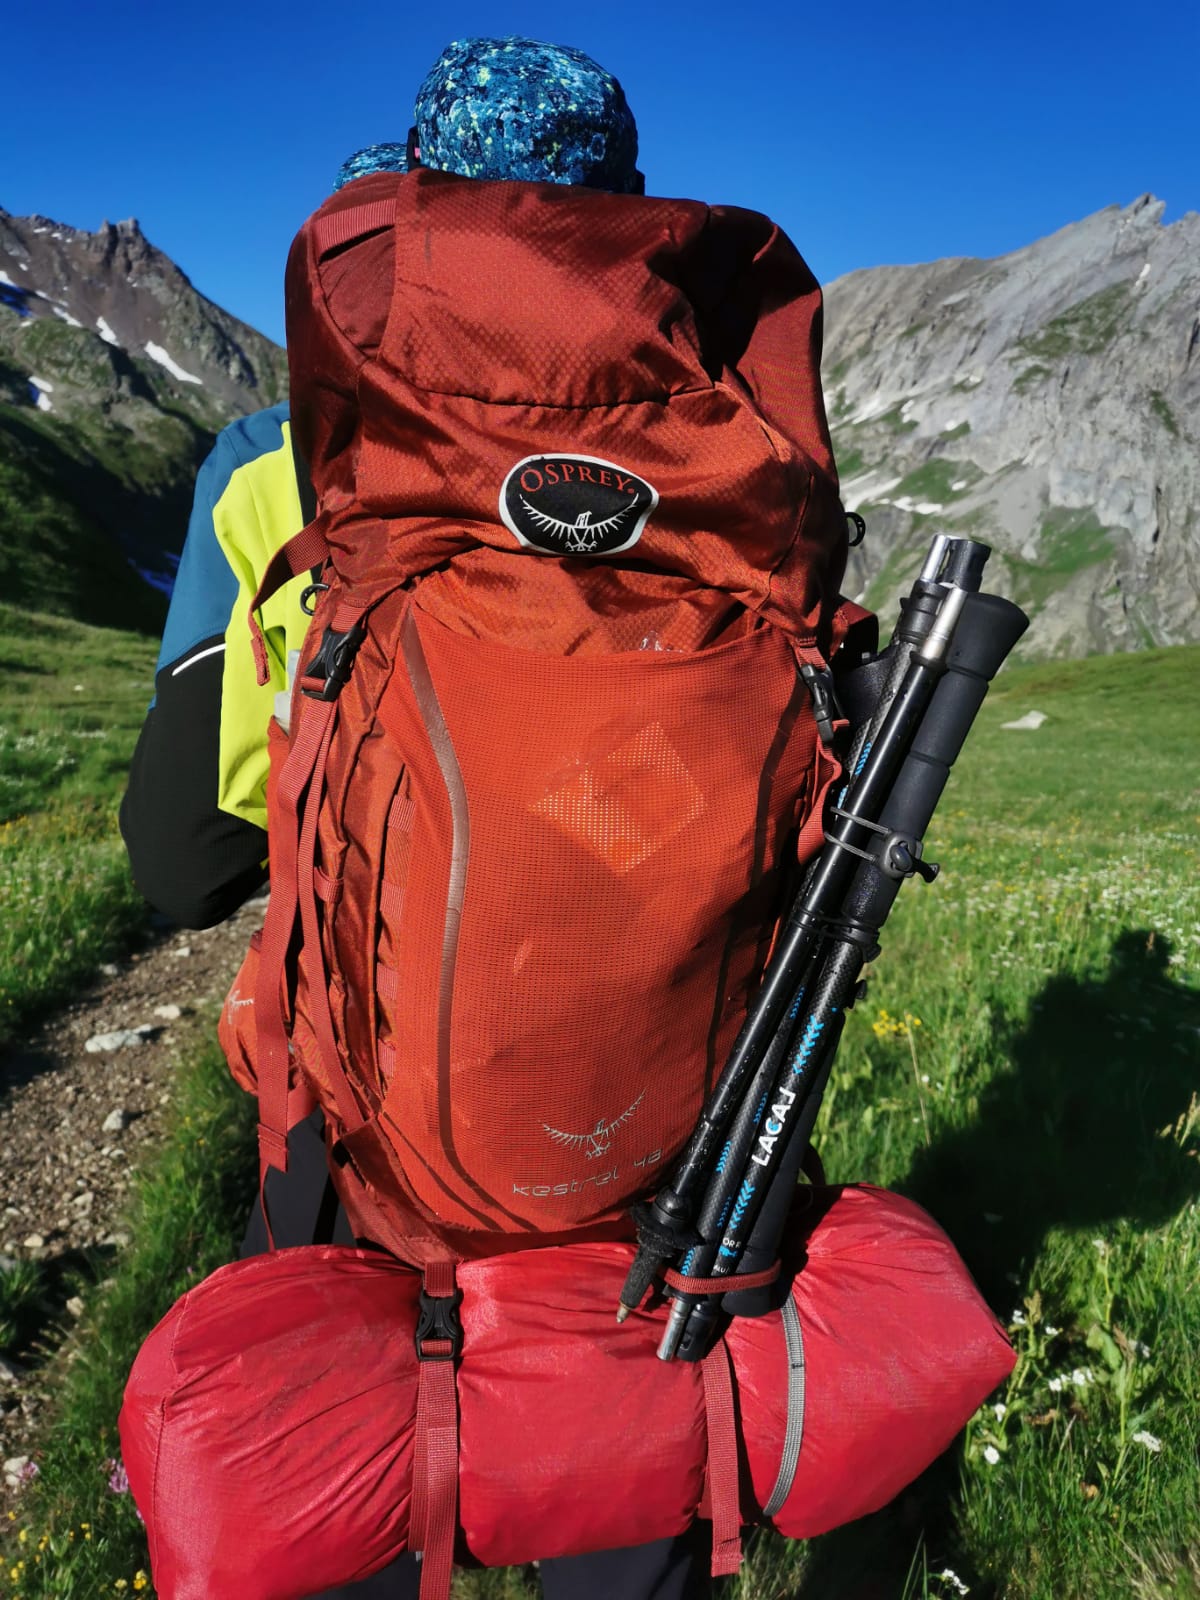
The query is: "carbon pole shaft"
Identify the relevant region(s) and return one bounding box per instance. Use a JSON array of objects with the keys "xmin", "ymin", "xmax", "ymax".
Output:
[{"xmin": 658, "ymin": 942, "xmax": 858, "ymax": 1359}]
